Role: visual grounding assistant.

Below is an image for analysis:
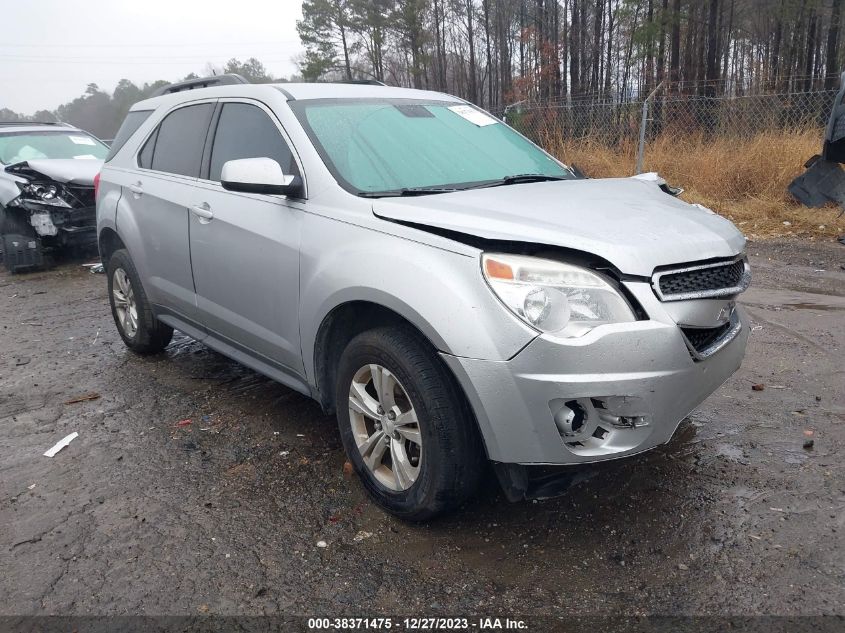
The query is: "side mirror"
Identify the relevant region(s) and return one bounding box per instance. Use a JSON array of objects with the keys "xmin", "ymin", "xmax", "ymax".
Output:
[{"xmin": 221, "ymin": 157, "xmax": 298, "ymax": 196}]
